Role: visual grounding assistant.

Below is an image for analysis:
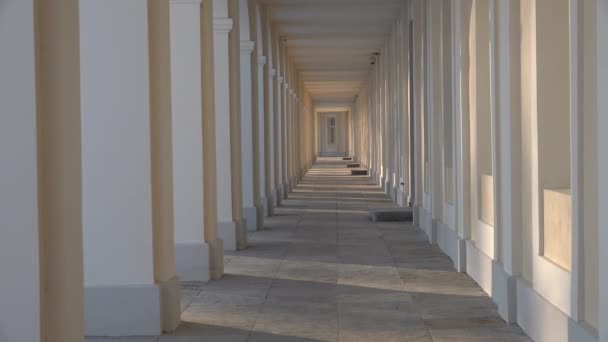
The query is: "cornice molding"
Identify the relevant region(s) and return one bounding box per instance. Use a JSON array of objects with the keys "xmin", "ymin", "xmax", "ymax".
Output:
[
  {"xmin": 213, "ymin": 18, "xmax": 233, "ymax": 34},
  {"xmin": 240, "ymin": 40, "xmax": 255, "ymax": 54}
]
